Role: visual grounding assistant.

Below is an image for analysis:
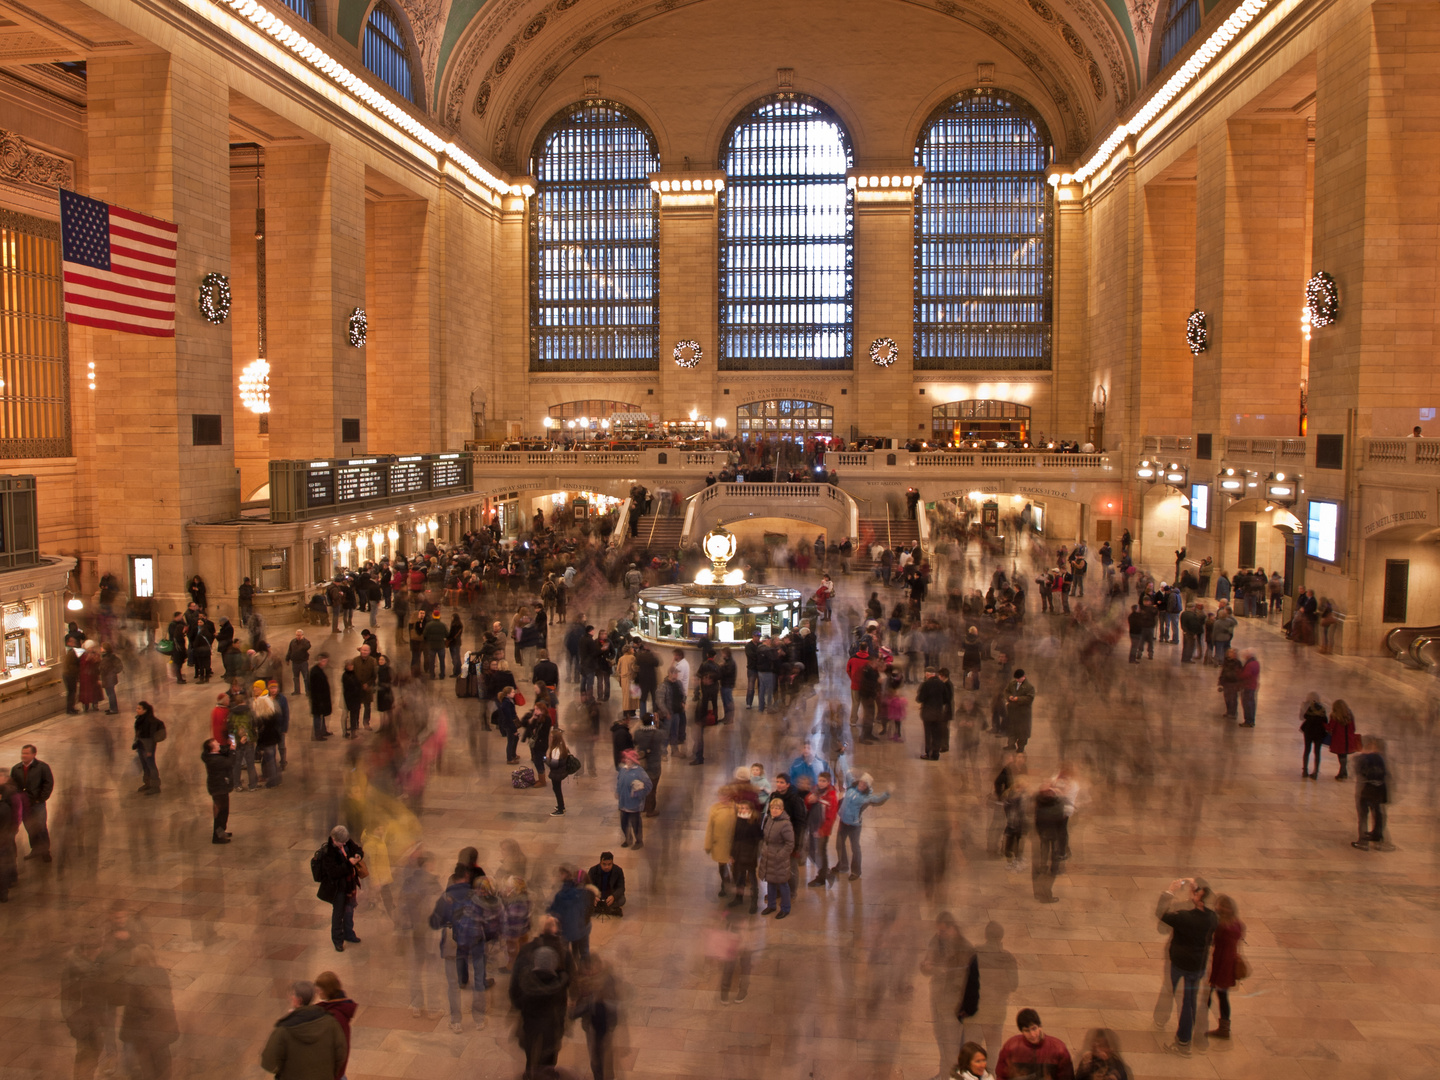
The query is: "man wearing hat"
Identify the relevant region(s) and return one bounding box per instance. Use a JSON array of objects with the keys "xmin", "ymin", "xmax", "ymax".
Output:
[{"xmin": 1002, "ymin": 670, "xmax": 1036, "ymax": 753}]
